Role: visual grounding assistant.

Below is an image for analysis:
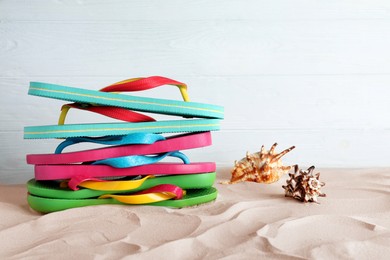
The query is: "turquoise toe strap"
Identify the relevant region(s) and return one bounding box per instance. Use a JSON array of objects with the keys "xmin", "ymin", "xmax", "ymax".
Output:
[
  {"xmin": 55, "ymin": 133, "xmax": 165, "ymax": 154},
  {"xmin": 91, "ymin": 151, "xmax": 190, "ymax": 168}
]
